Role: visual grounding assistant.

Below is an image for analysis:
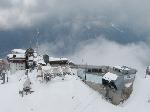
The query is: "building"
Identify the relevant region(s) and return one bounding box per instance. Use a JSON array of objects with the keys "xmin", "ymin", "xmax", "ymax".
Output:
[
  {"xmin": 7, "ymin": 49, "xmax": 26, "ymax": 74},
  {"xmin": 25, "ymin": 48, "xmax": 36, "ymax": 69},
  {"xmin": 49, "ymin": 57, "xmax": 70, "ymax": 67},
  {"xmin": 76, "ymin": 66, "xmax": 108, "ymax": 85},
  {"xmin": 101, "ymin": 66, "xmax": 137, "ymax": 105},
  {"xmin": 0, "ymin": 59, "xmax": 7, "ymax": 73},
  {"xmin": 109, "ymin": 65, "xmax": 137, "ymax": 75},
  {"xmin": 43, "ymin": 54, "xmax": 49, "ymax": 65},
  {"xmin": 0, "ymin": 59, "xmax": 3, "ymax": 73},
  {"xmin": 77, "ymin": 65, "xmax": 137, "ymax": 105},
  {"xmin": 146, "ymin": 66, "xmax": 150, "ymax": 76},
  {"xmin": 102, "ymin": 65, "xmax": 137, "ymax": 90}
]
